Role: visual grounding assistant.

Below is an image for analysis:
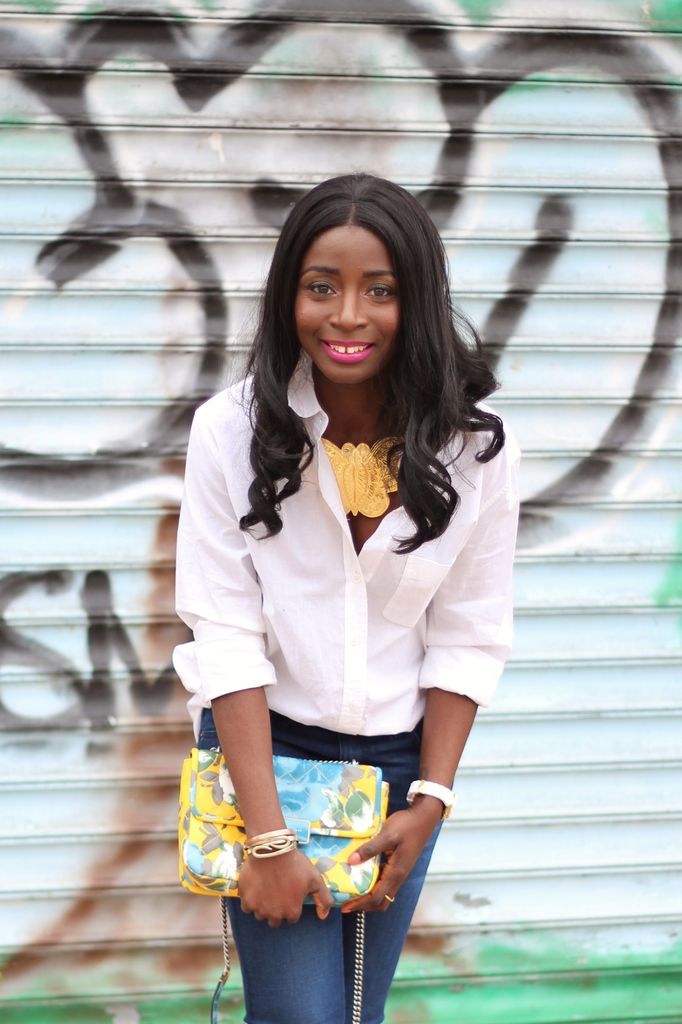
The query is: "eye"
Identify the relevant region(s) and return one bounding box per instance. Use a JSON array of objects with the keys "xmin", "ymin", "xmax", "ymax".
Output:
[
  {"xmin": 369, "ymin": 284, "xmax": 395, "ymax": 298},
  {"xmin": 308, "ymin": 281, "xmax": 335, "ymax": 295}
]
